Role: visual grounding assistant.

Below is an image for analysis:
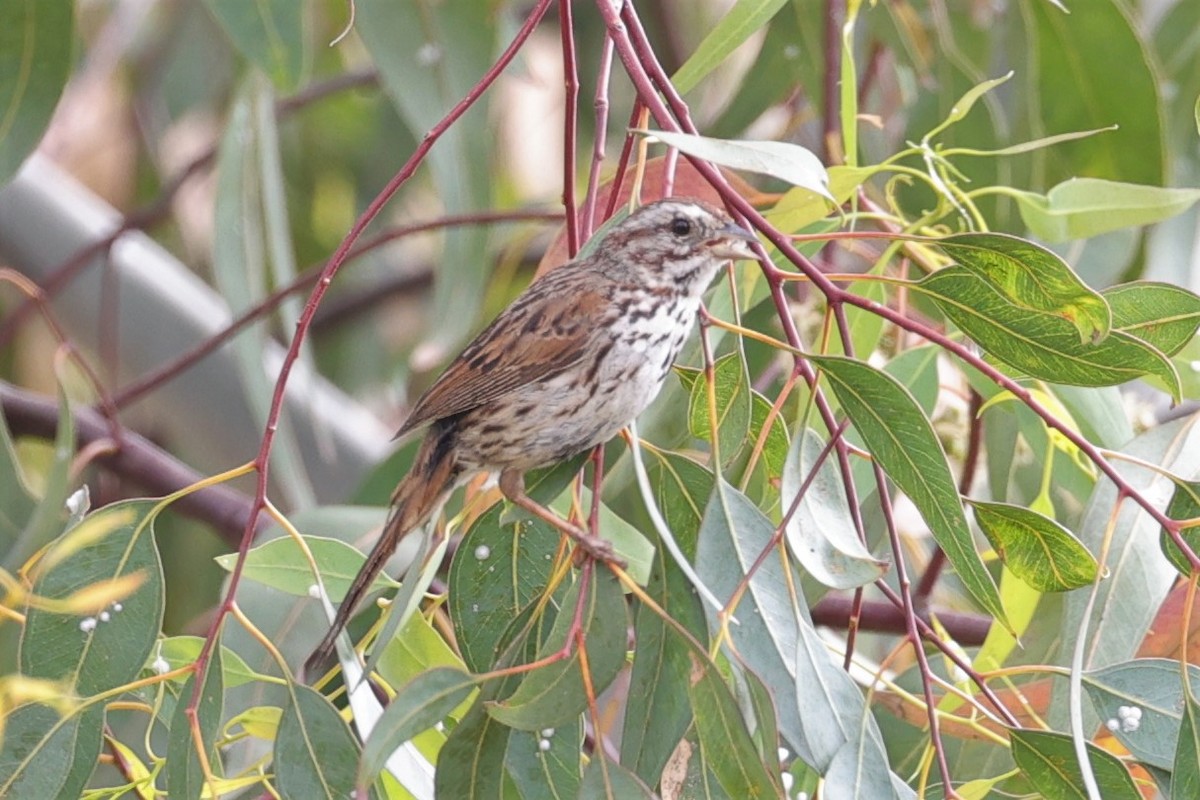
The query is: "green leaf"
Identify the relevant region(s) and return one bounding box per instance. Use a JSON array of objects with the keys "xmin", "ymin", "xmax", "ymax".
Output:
[
  {"xmin": 645, "ymin": 129, "xmax": 833, "ymax": 203},
  {"xmin": 166, "ymin": 644, "xmax": 225, "ymax": 798},
  {"xmin": 435, "ymin": 618, "xmax": 544, "ymax": 800},
  {"xmin": 1173, "ymin": 692, "xmax": 1200, "ymax": 799},
  {"xmin": 21, "ymin": 501, "xmax": 164, "ymax": 696},
  {"xmin": 578, "ymin": 756, "xmax": 655, "ymax": 799},
  {"xmin": 765, "ymin": 166, "xmax": 877, "ymax": 232},
  {"xmin": 0, "ymin": 0, "xmax": 73, "ymax": 184},
  {"xmin": 1009, "ymin": 728, "xmax": 1140, "ymax": 800},
  {"xmin": 782, "ymin": 429, "xmax": 889, "ymax": 589},
  {"xmin": 504, "ymin": 722, "xmax": 583, "ymax": 800},
  {"xmin": 359, "ymin": 668, "xmax": 478, "ymax": 786},
  {"xmin": 202, "ymin": 0, "xmax": 308, "ymax": 90},
  {"xmin": 925, "ymin": 72, "xmax": 1013, "ymax": 140},
  {"xmin": 275, "ymin": 683, "xmax": 375, "ymax": 800},
  {"xmin": 448, "ymin": 504, "xmax": 563, "ymax": 673},
  {"xmin": 0, "ymin": 704, "xmax": 103, "ymax": 799},
  {"xmin": 919, "ymin": 266, "xmax": 1182, "ymax": 400},
  {"xmin": 1161, "ymin": 479, "xmax": 1200, "ymax": 577},
  {"xmin": 486, "ymin": 569, "xmax": 627, "ymax": 730},
  {"xmin": 1014, "ymin": 179, "xmax": 1200, "ymax": 242},
  {"xmin": 375, "ymin": 611, "xmax": 469, "ymax": 700},
  {"xmin": 741, "ymin": 669, "xmax": 785, "ymax": 788},
  {"xmin": 934, "ymin": 232, "xmax": 1111, "ymax": 343},
  {"xmin": 1083, "ymin": 659, "xmax": 1200, "ymax": 771},
  {"xmin": 688, "ymin": 654, "xmax": 781, "ymax": 799},
  {"xmin": 621, "ymin": 451, "xmax": 711, "ymax": 786},
  {"xmin": 1104, "ymin": 282, "xmax": 1200, "ymax": 358},
  {"xmin": 809, "ymin": 355, "xmax": 1007, "ymax": 627},
  {"xmin": 671, "ymin": 0, "xmax": 789, "ymax": 94},
  {"xmin": 970, "ymin": 501, "xmax": 1098, "ymax": 592},
  {"xmin": 8, "ymin": 380, "xmax": 75, "ymax": 571},
  {"xmin": 214, "ymin": 534, "xmax": 397, "ymax": 600},
  {"xmin": 1022, "ymin": 0, "xmax": 1164, "ymax": 188},
  {"xmin": 687, "ymin": 352, "xmax": 753, "ymax": 467},
  {"xmin": 551, "ymin": 489, "xmax": 655, "ymax": 586},
  {"xmin": 157, "ymin": 636, "xmax": 264, "ymax": 689}
]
